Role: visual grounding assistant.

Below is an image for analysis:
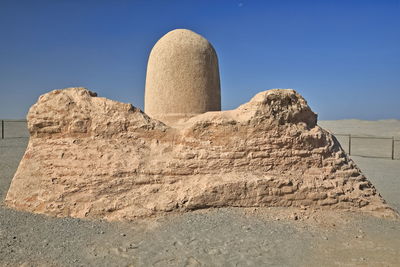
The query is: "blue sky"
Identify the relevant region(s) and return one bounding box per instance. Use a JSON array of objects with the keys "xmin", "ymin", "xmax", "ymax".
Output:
[{"xmin": 0, "ymin": 0, "xmax": 399, "ymax": 120}]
